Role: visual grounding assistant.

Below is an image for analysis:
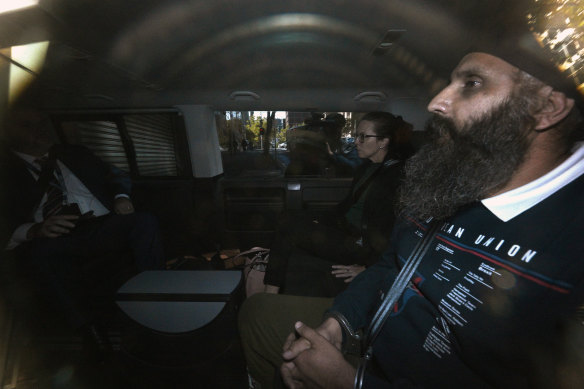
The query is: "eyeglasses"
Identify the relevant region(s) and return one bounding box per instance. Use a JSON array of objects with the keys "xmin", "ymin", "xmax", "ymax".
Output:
[{"xmin": 356, "ymin": 133, "xmax": 384, "ymax": 143}]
